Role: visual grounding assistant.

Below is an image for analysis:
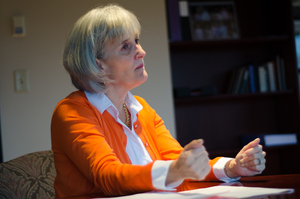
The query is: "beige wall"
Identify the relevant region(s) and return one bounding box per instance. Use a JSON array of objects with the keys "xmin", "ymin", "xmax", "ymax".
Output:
[{"xmin": 0, "ymin": 0, "xmax": 176, "ymax": 161}]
